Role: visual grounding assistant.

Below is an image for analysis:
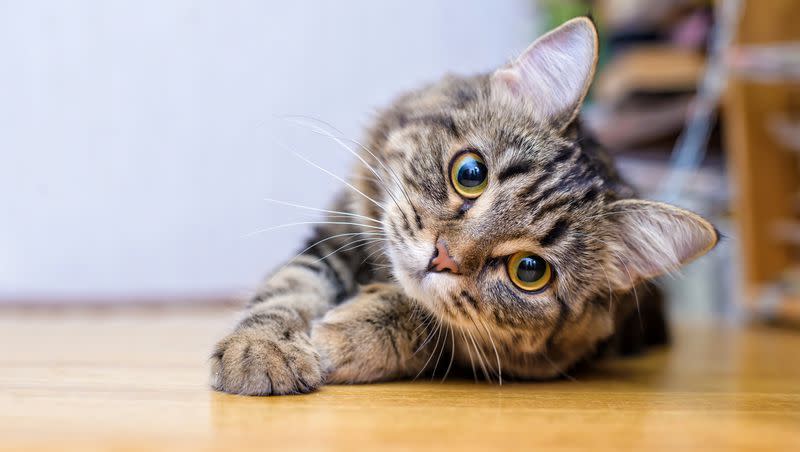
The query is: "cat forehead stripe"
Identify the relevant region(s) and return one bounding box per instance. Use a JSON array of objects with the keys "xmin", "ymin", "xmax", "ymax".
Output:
[{"xmin": 497, "ymin": 162, "xmax": 531, "ymax": 182}]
